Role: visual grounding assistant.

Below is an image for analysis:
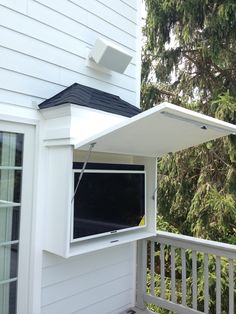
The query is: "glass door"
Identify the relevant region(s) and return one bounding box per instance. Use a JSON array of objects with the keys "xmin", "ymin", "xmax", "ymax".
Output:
[{"xmin": 0, "ymin": 131, "xmax": 24, "ymax": 314}]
